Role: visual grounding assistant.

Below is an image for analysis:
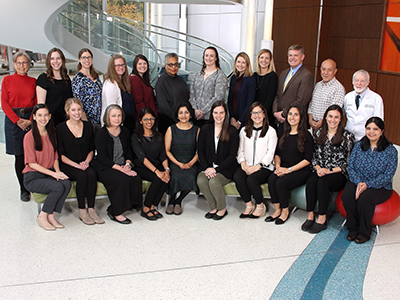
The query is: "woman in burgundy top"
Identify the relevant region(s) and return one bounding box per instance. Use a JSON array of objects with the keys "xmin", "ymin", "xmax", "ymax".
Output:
[
  {"xmin": 130, "ymin": 54, "xmax": 157, "ymax": 117},
  {"xmin": 1, "ymin": 51, "xmax": 37, "ymax": 201}
]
